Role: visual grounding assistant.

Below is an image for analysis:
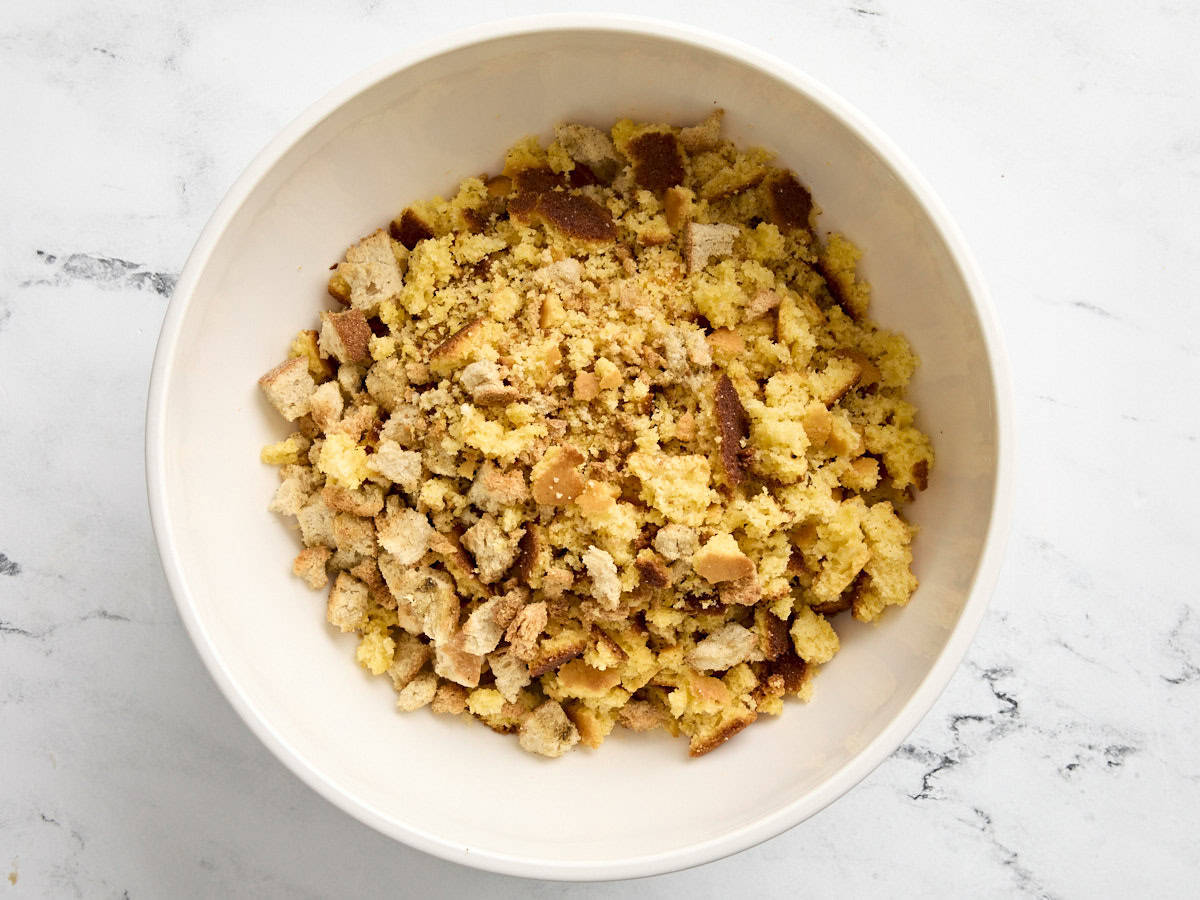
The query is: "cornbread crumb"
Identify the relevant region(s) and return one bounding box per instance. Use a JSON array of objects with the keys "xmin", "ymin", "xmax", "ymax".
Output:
[
  {"xmin": 356, "ymin": 627, "xmax": 395, "ymax": 675},
  {"xmin": 291, "ymin": 329, "xmax": 334, "ymax": 380},
  {"xmin": 693, "ymin": 533, "xmax": 755, "ymax": 583},
  {"xmin": 627, "ymin": 452, "xmax": 716, "ymax": 527},
  {"xmin": 790, "ymin": 605, "xmax": 839, "ymax": 664},
  {"xmin": 317, "ymin": 433, "xmax": 368, "ymax": 489},
  {"xmin": 467, "ymin": 687, "xmax": 506, "ymax": 718},
  {"xmin": 259, "ymin": 113, "xmax": 933, "ymax": 760},
  {"xmin": 260, "ymin": 433, "xmax": 310, "ymax": 465}
]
